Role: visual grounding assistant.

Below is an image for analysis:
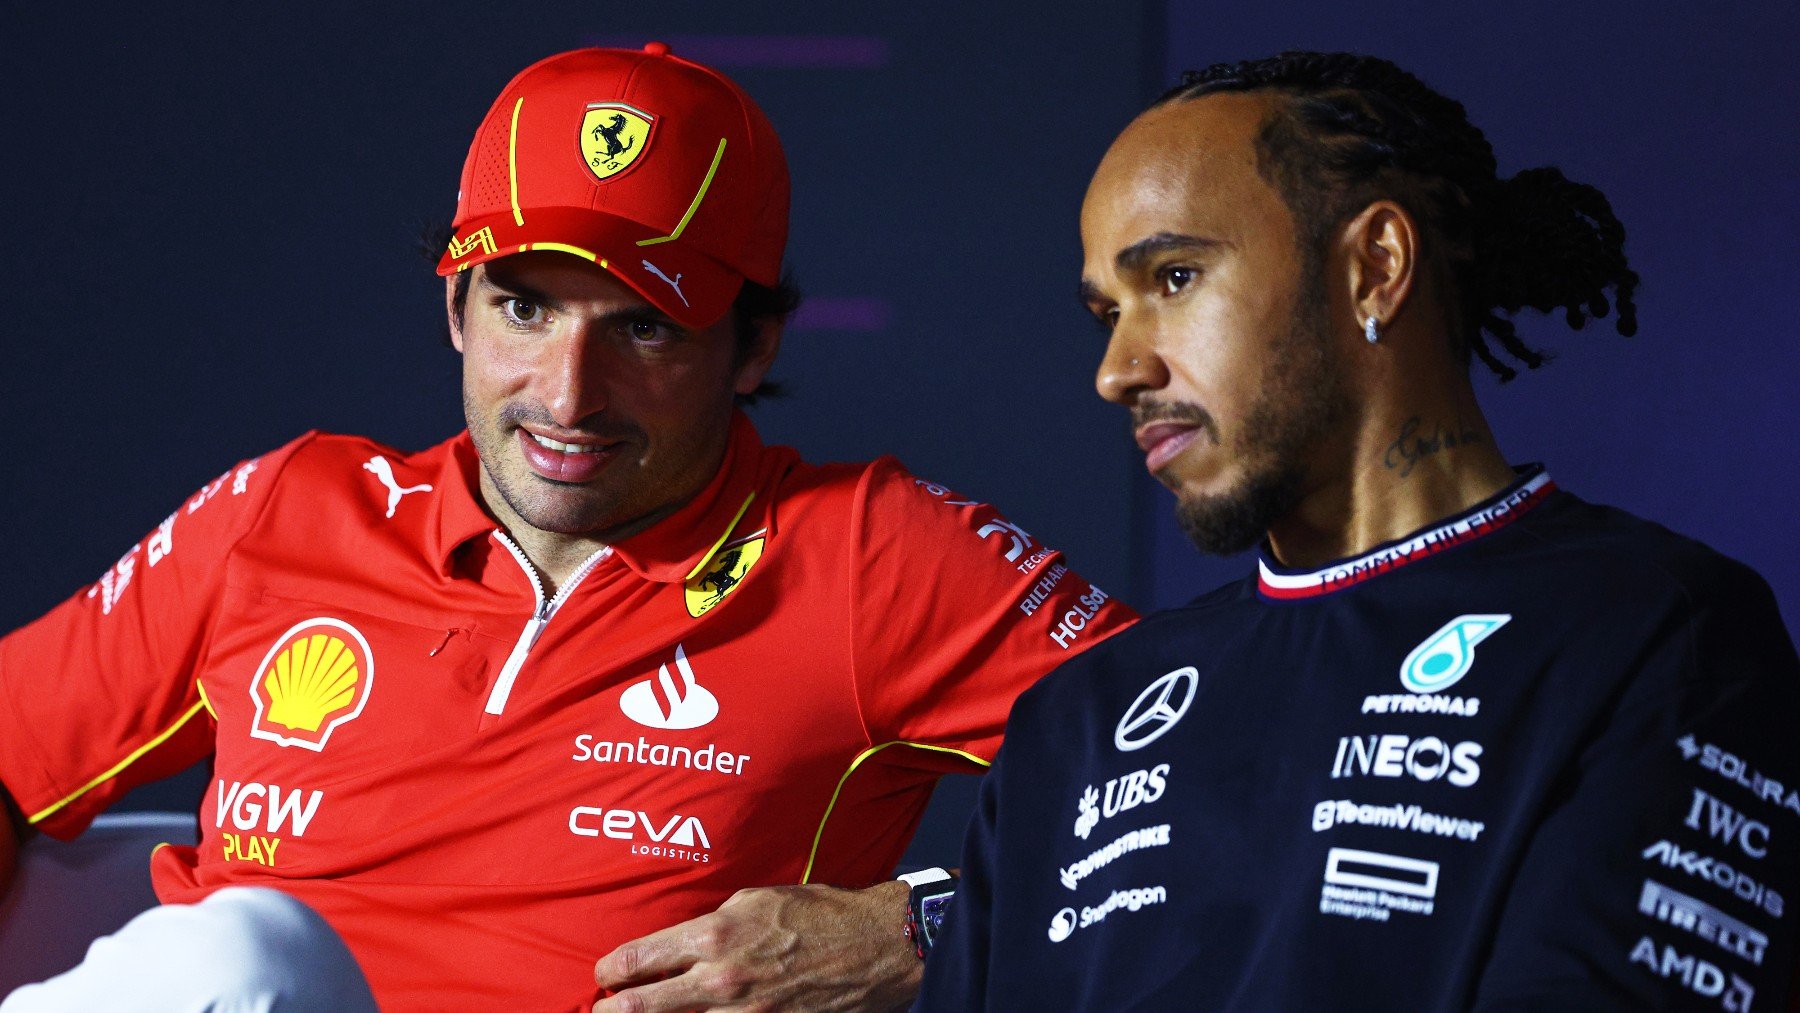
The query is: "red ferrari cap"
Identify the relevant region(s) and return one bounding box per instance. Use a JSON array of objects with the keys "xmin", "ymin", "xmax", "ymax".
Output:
[{"xmin": 436, "ymin": 43, "xmax": 790, "ymax": 330}]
